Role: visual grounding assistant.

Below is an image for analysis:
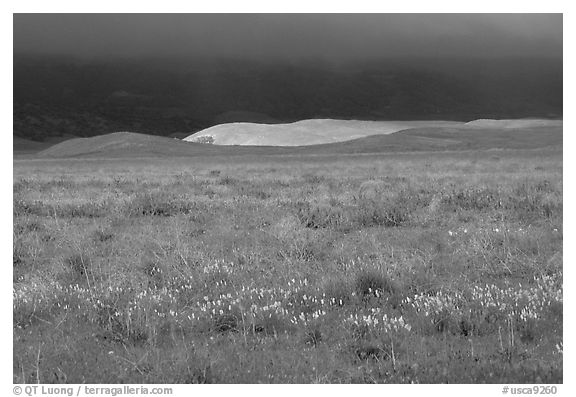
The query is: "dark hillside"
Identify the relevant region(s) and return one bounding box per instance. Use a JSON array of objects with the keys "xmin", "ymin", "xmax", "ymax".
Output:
[{"xmin": 14, "ymin": 55, "xmax": 562, "ymax": 142}]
